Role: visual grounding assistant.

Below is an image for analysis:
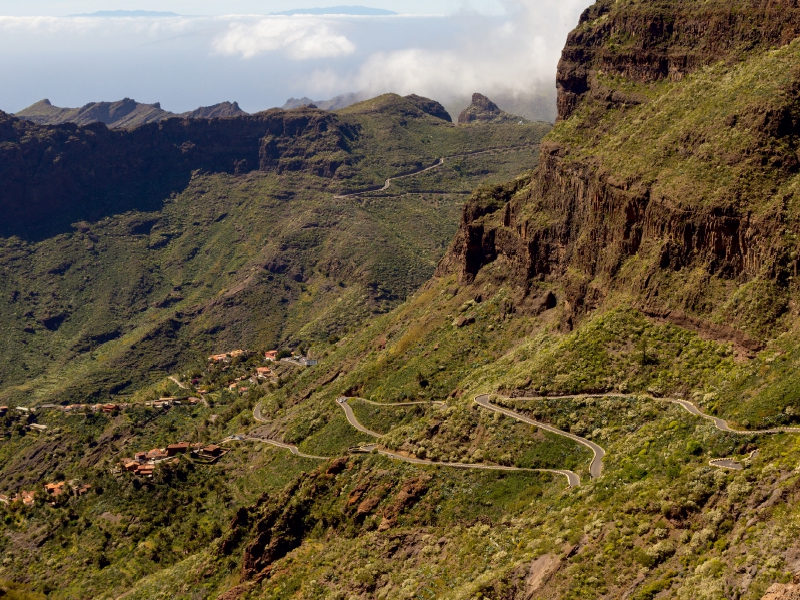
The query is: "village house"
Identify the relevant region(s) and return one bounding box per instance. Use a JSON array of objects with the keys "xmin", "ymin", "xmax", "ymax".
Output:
[
  {"xmin": 145, "ymin": 448, "xmax": 169, "ymax": 461},
  {"xmin": 200, "ymin": 445, "xmax": 223, "ymax": 459},
  {"xmin": 101, "ymin": 404, "xmax": 120, "ymax": 414},
  {"xmin": 45, "ymin": 482, "xmax": 67, "ymax": 497},
  {"xmin": 28, "ymin": 424, "xmax": 48, "ymax": 433},
  {"xmin": 264, "ymin": 350, "xmax": 278, "ymax": 362},
  {"xmin": 124, "ymin": 461, "xmax": 140, "ymax": 472},
  {"xmin": 75, "ymin": 484, "xmax": 92, "ymax": 497},
  {"xmin": 5, "ymin": 491, "xmax": 36, "ymax": 506},
  {"xmin": 256, "ymin": 367, "xmax": 273, "ymax": 379},
  {"xmin": 187, "ymin": 397, "xmax": 200, "ymax": 405},
  {"xmin": 208, "ymin": 350, "xmax": 248, "ymax": 364},
  {"xmin": 166, "ymin": 442, "xmax": 190, "ymax": 457},
  {"xmin": 281, "ymin": 356, "xmax": 318, "ymax": 367}
]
